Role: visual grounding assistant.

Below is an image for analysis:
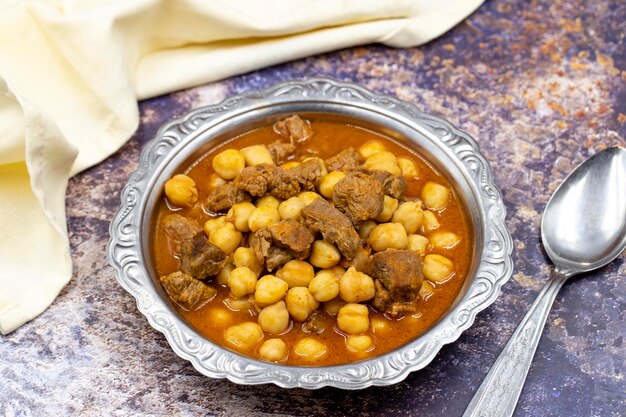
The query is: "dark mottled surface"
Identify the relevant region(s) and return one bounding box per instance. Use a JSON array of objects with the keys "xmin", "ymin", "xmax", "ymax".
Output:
[{"xmin": 2, "ymin": 0, "xmax": 625, "ymax": 416}]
